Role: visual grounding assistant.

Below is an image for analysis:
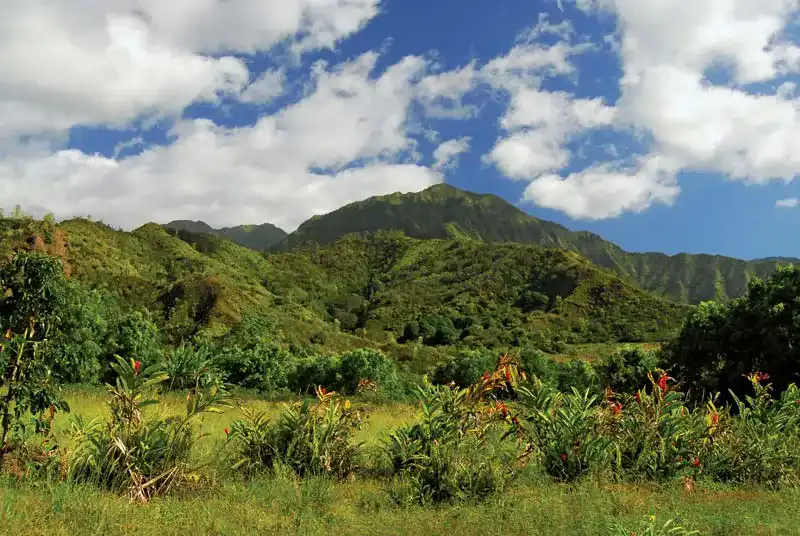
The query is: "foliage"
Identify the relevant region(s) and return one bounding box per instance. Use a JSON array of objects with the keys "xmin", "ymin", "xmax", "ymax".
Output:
[
  {"xmin": 227, "ymin": 387, "xmax": 364, "ymax": 479},
  {"xmin": 0, "ymin": 252, "xmax": 70, "ymax": 467},
  {"xmin": 384, "ymin": 357, "xmax": 522, "ymax": 503},
  {"xmin": 511, "ymin": 377, "xmax": 612, "ymax": 482},
  {"xmin": 161, "ymin": 341, "xmax": 223, "ymax": 391},
  {"xmin": 598, "ymin": 347, "xmax": 662, "ymax": 393},
  {"xmin": 666, "ymin": 264, "xmax": 800, "ymax": 400},
  {"xmin": 69, "ymin": 355, "xmax": 232, "ymax": 501},
  {"xmin": 215, "ymin": 314, "xmax": 294, "ymax": 391}
]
